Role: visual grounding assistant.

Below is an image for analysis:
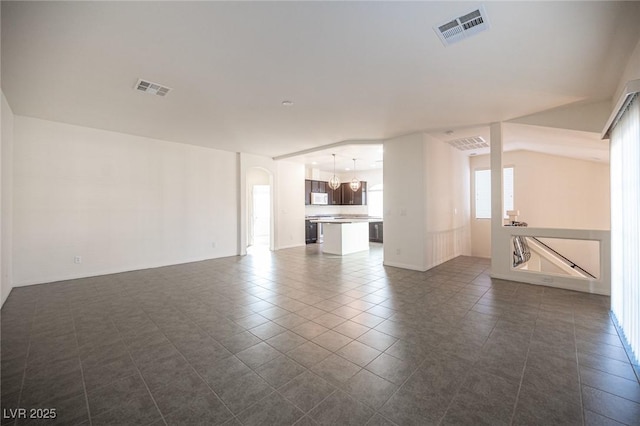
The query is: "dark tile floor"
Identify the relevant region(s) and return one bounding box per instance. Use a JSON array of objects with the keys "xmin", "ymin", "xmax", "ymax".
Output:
[{"xmin": 1, "ymin": 244, "xmax": 639, "ymax": 425}]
